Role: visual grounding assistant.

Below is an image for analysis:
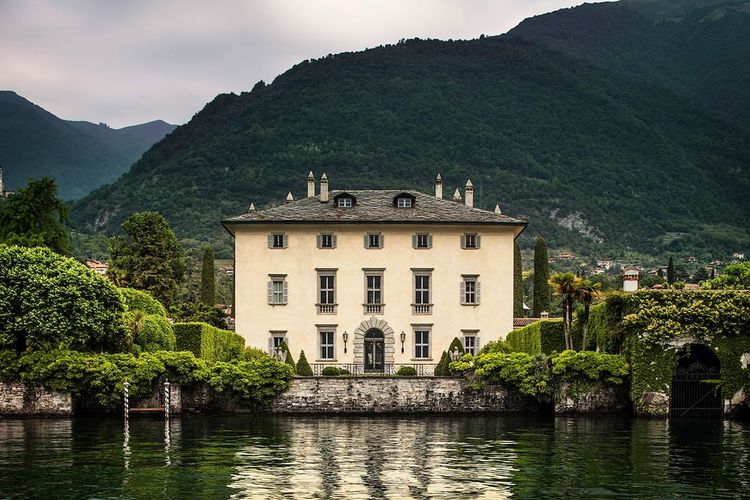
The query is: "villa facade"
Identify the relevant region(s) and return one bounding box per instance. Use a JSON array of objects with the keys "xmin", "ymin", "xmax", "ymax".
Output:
[{"xmin": 222, "ymin": 173, "xmax": 526, "ymax": 373}]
